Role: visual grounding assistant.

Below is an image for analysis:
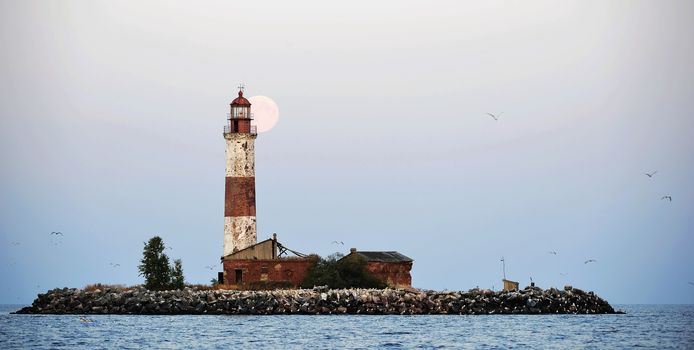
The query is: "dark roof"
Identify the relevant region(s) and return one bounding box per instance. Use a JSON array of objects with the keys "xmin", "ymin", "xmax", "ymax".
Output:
[
  {"xmin": 351, "ymin": 251, "xmax": 413, "ymax": 263},
  {"xmin": 230, "ymin": 90, "xmax": 251, "ymax": 106}
]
